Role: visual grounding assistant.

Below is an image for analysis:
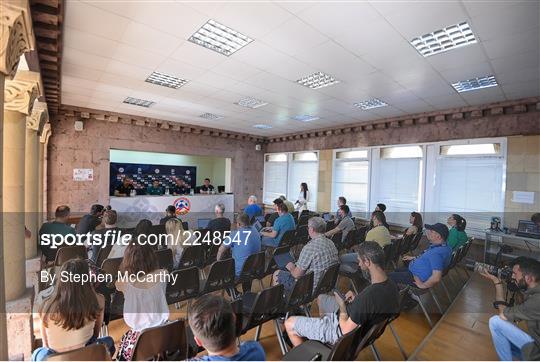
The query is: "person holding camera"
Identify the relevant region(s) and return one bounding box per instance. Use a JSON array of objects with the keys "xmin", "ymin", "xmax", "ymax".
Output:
[{"xmin": 480, "ymin": 257, "xmax": 540, "ymax": 361}]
